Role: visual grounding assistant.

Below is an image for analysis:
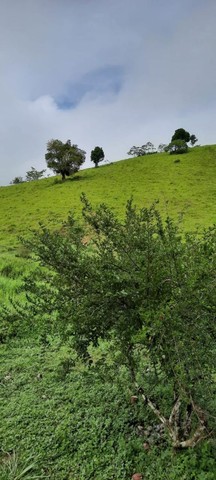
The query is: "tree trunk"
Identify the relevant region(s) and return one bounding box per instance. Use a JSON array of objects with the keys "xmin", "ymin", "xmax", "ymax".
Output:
[{"xmin": 134, "ymin": 382, "xmax": 209, "ymax": 448}]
